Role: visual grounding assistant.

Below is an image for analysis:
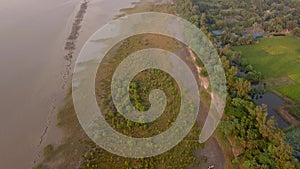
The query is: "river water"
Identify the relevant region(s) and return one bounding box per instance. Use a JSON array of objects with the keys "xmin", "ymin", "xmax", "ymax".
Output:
[{"xmin": 0, "ymin": 0, "xmax": 138, "ymax": 168}]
